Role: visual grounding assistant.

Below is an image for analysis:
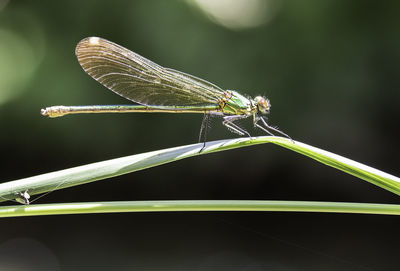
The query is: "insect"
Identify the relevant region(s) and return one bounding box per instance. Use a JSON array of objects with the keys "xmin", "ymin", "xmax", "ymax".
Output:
[
  {"xmin": 15, "ymin": 190, "xmax": 30, "ymax": 205},
  {"xmin": 0, "ymin": 181, "xmax": 66, "ymax": 205},
  {"xmin": 41, "ymin": 37, "xmax": 290, "ymax": 142}
]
